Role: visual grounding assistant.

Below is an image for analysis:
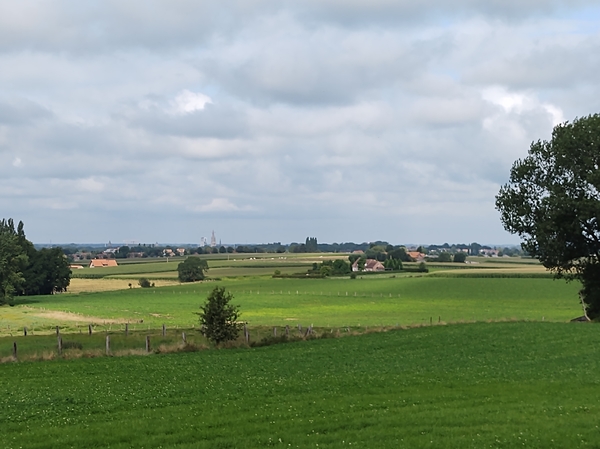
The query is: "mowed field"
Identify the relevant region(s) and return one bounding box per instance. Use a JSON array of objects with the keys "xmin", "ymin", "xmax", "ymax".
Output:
[
  {"xmin": 0, "ymin": 276, "xmax": 581, "ymax": 336},
  {"xmin": 1, "ymin": 322, "xmax": 600, "ymax": 448}
]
